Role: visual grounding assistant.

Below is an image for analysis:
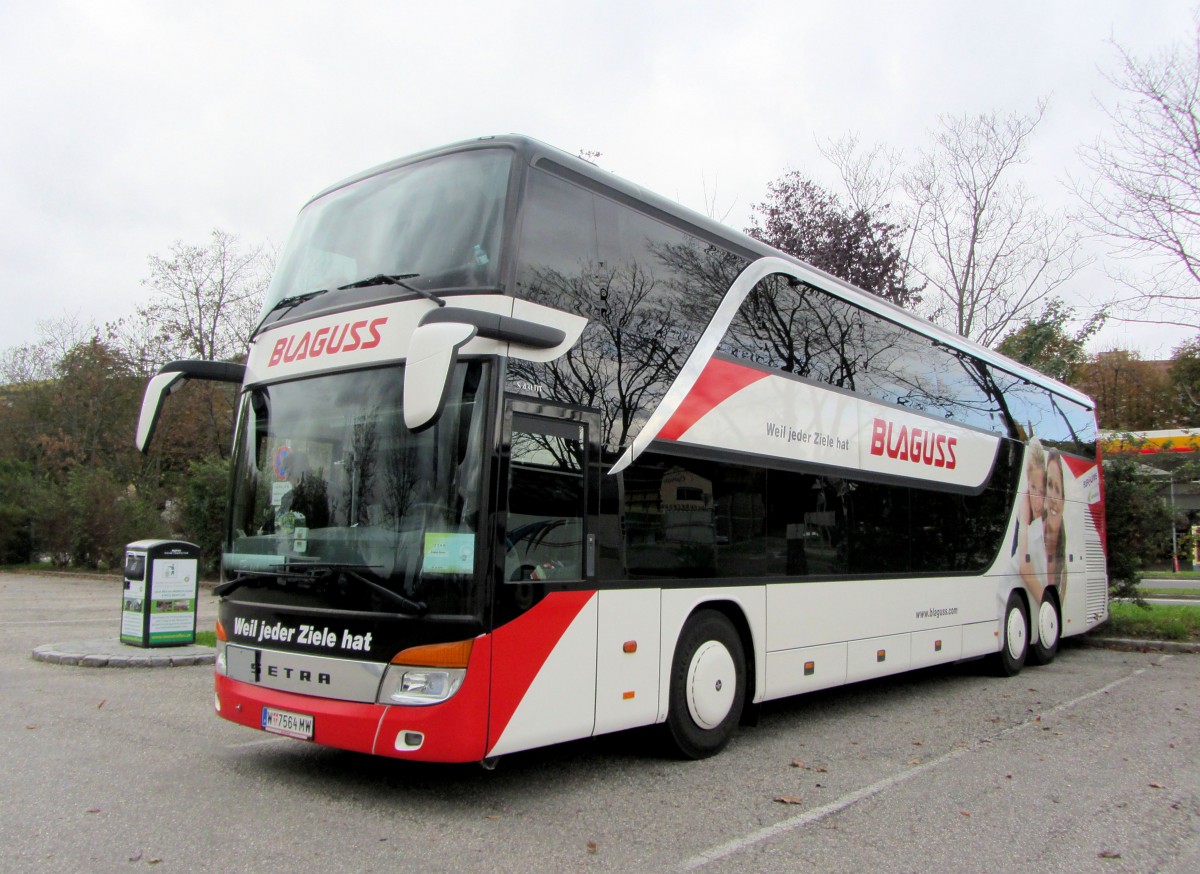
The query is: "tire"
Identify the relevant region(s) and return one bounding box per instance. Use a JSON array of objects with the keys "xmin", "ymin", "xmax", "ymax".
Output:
[
  {"xmin": 1028, "ymin": 589, "xmax": 1061, "ymax": 666},
  {"xmin": 993, "ymin": 591, "xmax": 1029, "ymax": 677},
  {"xmin": 664, "ymin": 610, "xmax": 746, "ymax": 759}
]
